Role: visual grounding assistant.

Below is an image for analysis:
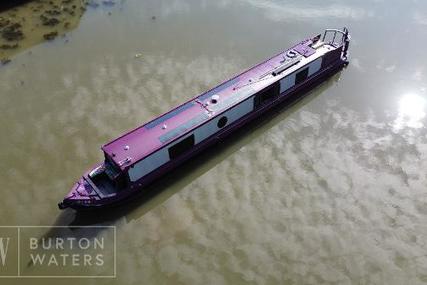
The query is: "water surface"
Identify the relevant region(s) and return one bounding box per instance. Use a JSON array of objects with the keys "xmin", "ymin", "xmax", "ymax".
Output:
[{"xmin": 1, "ymin": 0, "xmax": 427, "ymax": 284}]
